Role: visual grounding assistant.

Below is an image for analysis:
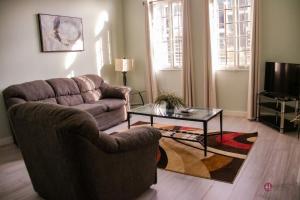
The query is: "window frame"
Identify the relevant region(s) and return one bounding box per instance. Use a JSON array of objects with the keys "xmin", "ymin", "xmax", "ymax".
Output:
[
  {"xmin": 150, "ymin": 0, "xmax": 183, "ymax": 71},
  {"xmin": 214, "ymin": 0, "xmax": 252, "ymax": 71}
]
